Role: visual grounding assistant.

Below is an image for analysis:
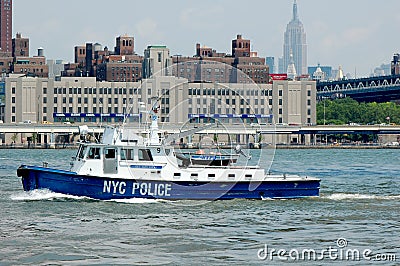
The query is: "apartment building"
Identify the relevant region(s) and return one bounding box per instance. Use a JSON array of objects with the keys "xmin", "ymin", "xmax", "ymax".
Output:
[
  {"xmin": 172, "ymin": 35, "xmax": 269, "ymax": 84},
  {"xmin": 0, "ymin": 0, "xmax": 12, "ymax": 57}
]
